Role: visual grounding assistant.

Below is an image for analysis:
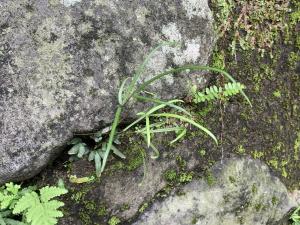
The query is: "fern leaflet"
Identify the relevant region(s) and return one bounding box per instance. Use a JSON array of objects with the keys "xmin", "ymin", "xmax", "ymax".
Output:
[{"xmin": 193, "ymin": 82, "xmax": 245, "ymax": 103}]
